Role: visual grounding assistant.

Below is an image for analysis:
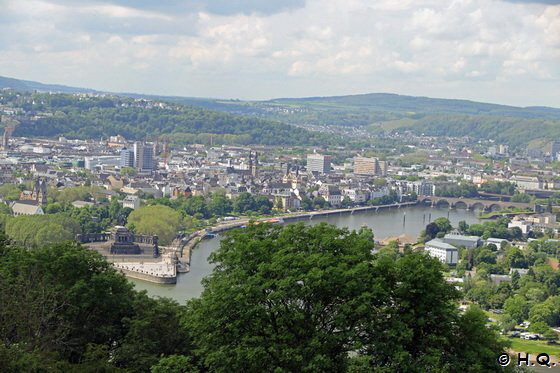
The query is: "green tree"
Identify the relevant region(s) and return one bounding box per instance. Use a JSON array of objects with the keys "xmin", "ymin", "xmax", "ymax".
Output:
[
  {"xmin": 0, "ymin": 242, "xmax": 135, "ymax": 364},
  {"xmin": 0, "ymin": 239, "xmax": 196, "ymax": 371},
  {"xmin": 182, "ymin": 196, "xmax": 209, "ymax": 218},
  {"xmin": 301, "ymin": 196, "xmax": 314, "ymax": 211},
  {"xmin": 498, "ymin": 313, "xmax": 517, "ymax": 333},
  {"xmin": 424, "ymin": 222, "xmax": 440, "ymax": 240},
  {"xmin": 340, "ymin": 196, "xmax": 353, "ymax": 208},
  {"xmin": 232, "ymin": 192, "xmax": 255, "ymax": 213},
  {"xmin": 434, "ymin": 217, "xmax": 452, "ymax": 233},
  {"xmin": 151, "ymin": 355, "xmax": 198, "ymax": 373},
  {"xmin": 120, "ymin": 167, "xmax": 137, "ymax": 176},
  {"xmin": 184, "ymin": 222, "xmax": 510, "ymax": 373},
  {"xmin": 313, "ymin": 196, "xmax": 327, "ymax": 209},
  {"xmin": 114, "ymin": 295, "xmax": 193, "ymax": 372},
  {"xmin": 503, "ymin": 295, "xmax": 530, "ymax": 323},
  {"xmin": 458, "ymin": 220, "xmax": 469, "ymax": 233},
  {"xmin": 254, "ymin": 195, "xmax": 273, "ymax": 215},
  {"xmin": 207, "ymin": 193, "xmax": 232, "ymax": 217},
  {"xmin": 529, "ymin": 321, "xmax": 550, "ymax": 335},
  {"xmin": 127, "ymin": 205, "xmax": 182, "ymax": 245},
  {"xmin": 504, "ymin": 247, "xmax": 528, "ymax": 269},
  {"xmin": 511, "ymin": 193, "xmax": 532, "ymax": 203},
  {"xmin": 452, "ymin": 306, "xmax": 511, "ymax": 372},
  {"xmin": 475, "ymin": 248, "xmax": 497, "ymax": 265},
  {"xmin": 511, "ymin": 270, "xmax": 521, "ymax": 290}
]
